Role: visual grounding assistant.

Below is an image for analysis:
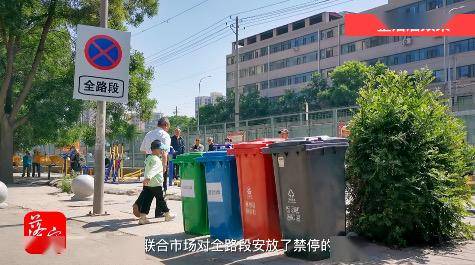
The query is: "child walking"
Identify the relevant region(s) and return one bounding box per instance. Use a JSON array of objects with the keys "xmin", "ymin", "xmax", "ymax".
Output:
[{"xmin": 136, "ymin": 139, "xmax": 175, "ymax": 225}]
